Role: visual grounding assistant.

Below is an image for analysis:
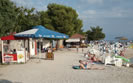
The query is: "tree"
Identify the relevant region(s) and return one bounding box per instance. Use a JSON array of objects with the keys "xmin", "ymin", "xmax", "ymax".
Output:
[
  {"xmin": 39, "ymin": 3, "xmax": 83, "ymax": 36},
  {"xmin": 14, "ymin": 7, "xmax": 40, "ymax": 32},
  {"xmin": 0, "ymin": 2, "xmax": 83, "ymax": 37},
  {"xmin": 0, "ymin": 0, "xmax": 40, "ymax": 37},
  {"xmin": 78, "ymin": 29, "xmax": 86, "ymax": 35},
  {"xmin": 0, "ymin": 0, "xmax": 17, "ymax": 36},
  {"xmin": 86, "ymin": 26, "xmax": 105, "ymax": 41}
]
